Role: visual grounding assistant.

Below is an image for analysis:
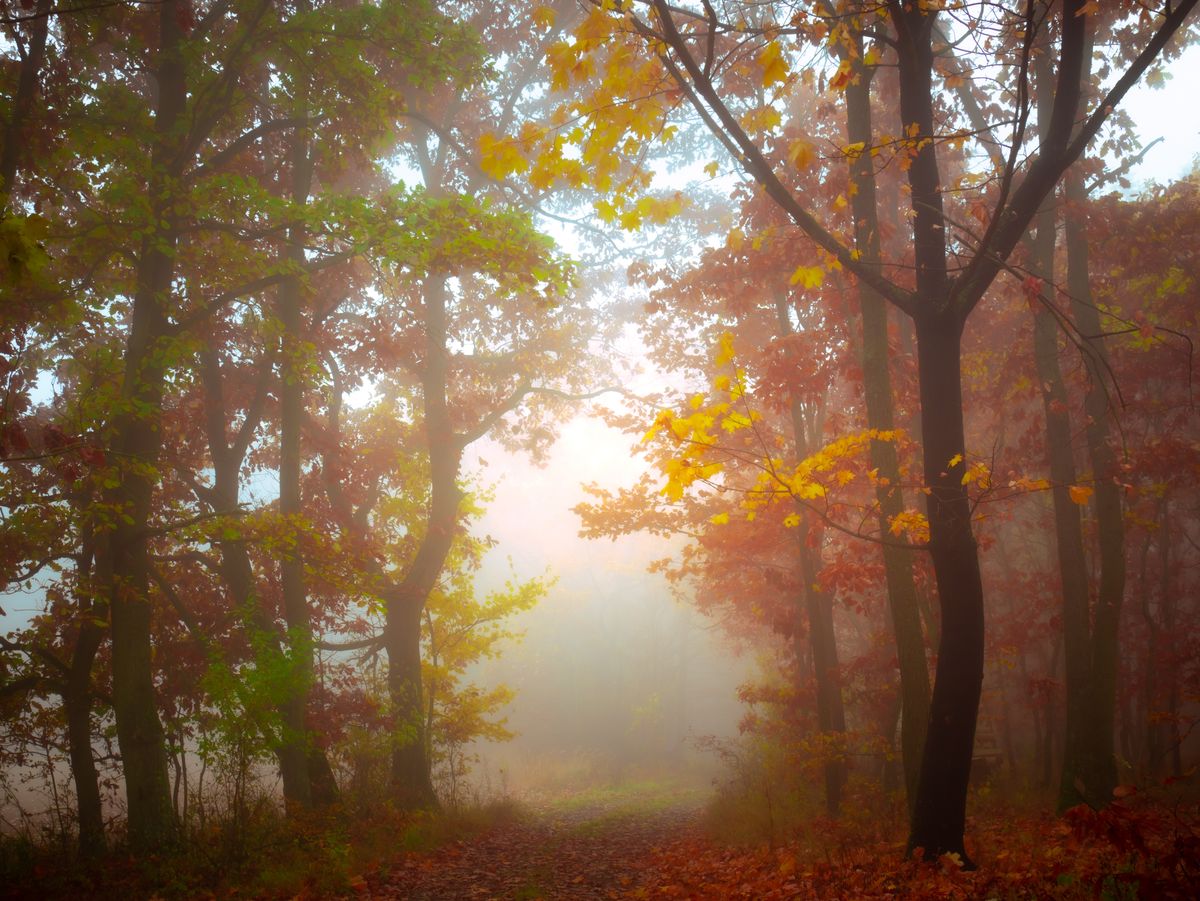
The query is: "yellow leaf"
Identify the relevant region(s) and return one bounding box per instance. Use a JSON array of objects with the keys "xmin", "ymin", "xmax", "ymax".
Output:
[
  {"xmin": 704, "ymin": 161, "xmax": 720, "ymax": 177},
  {"xmin": 478, "ymin": 133, "xmax": 529, "ymax": 180},
  {"xmin": 715, "ymin": 331, "xmax": 736, "ymax": 367},
  {"xmin": 789, "ymin": 265, "xmax": 824, "ymax": 290},
  {"xmin": 783, "ymin": 513, "xmax": 801, "ymax": 528},
  {"xmin": 726, "ymin": 227, "xmax": 745, "ymax": 252},
  {"xmin": 947, "ymin": 453, "xmax": 963, "ymax": 468},
  {"xmin": 531, "ymin": 5, "xmax": 556, "ymax": 28},
  {"xmin": 740, "ymin": 106, "xmax": 781, "ymax": 132},
  {"xmin": 787, "ymin": 139, "xmax": 815, "ymax": 170},
  {"xmin": 710, "ymin": 512, "xmax": 730, "ymax": 525},
  {"xmin": 1068, "ymin": 484, "xmax": 1094, "ymax": 505},
  {"xmin": 842, "ymin": 141, "xmax": 866, "ymax": 159},
  {"xmin": 721, "ymin": 412, "xmax": 752, "ymax": 432},
  {"xmin": 758, "ymin": 40, "xmax": 790, "ymax": 88}
]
